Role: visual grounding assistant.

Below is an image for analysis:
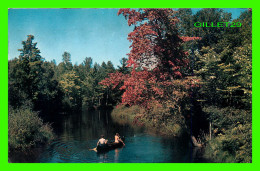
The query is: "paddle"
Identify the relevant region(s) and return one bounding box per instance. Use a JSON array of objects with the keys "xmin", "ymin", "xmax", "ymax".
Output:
[
  {"xmin": 89, "ymin": 147, "xmax": 97, "ymax": 152},
  {"xmin": 119, "ymin": 136, "xmax": 125, "ymax": 146}
]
